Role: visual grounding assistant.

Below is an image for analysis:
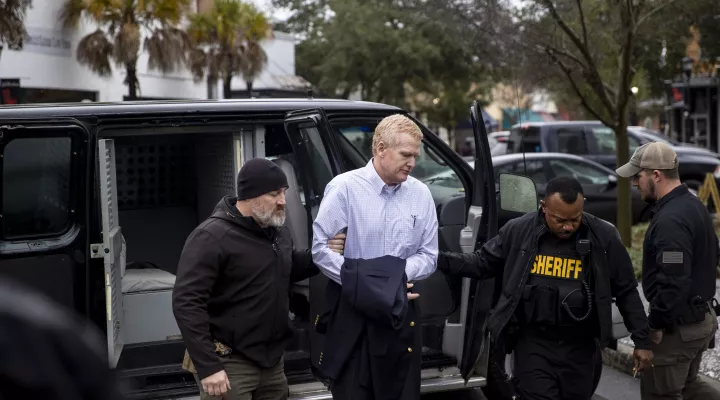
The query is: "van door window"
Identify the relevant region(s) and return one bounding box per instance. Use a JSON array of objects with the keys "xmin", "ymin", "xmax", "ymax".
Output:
[
  {"xmin": 336, "ymin": 124, "xmax": 460, "ymax": 192},
  {"xmin": 3, "ymin": 137, "xmax": 73, "ymax": 239}
]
